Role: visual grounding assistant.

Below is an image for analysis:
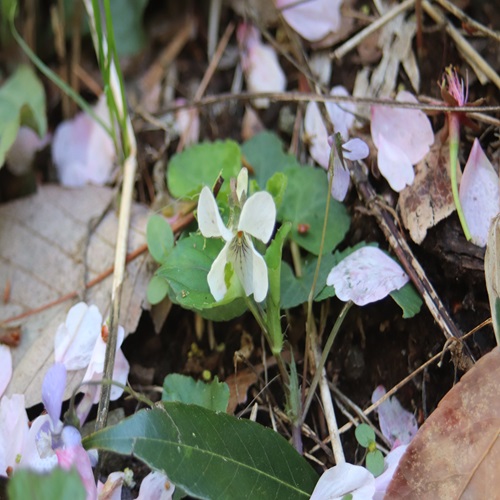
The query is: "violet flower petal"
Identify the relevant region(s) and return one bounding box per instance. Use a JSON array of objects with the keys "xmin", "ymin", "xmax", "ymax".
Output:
[{"xmin": 42, "ymin": 363, "xmax": 67, "ymax": 429}]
